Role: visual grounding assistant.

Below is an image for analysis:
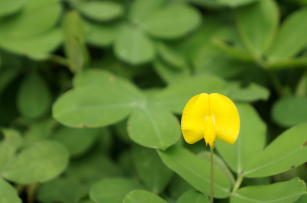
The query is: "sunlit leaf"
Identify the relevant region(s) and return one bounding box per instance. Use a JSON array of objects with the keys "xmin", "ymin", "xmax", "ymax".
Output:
[
  {"xmin": 243, "ymin": 123, "xmax": 307, "ymax": 177},
  {"xmin": 231, "ymin": 178, "xmax": 306, "ymax": 202},
  {"xmin": 159, "ymin": 146, "xmax": 232, "ymax": 198}
]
